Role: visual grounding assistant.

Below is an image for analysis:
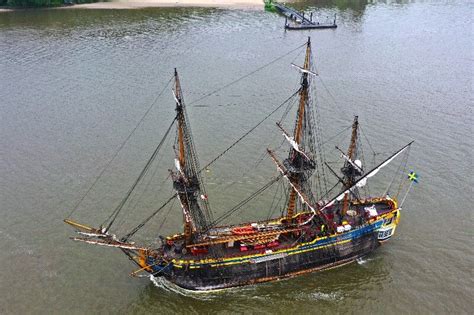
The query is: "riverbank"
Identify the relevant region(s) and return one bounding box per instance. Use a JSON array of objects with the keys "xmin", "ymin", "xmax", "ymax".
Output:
[
  {"xmin": 0, "ymin": 0, "xmax": 264, "ymax": 12},
  {"xmin": 79, "ymin": 0, "xmax": 262, "ymax": 9}
]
